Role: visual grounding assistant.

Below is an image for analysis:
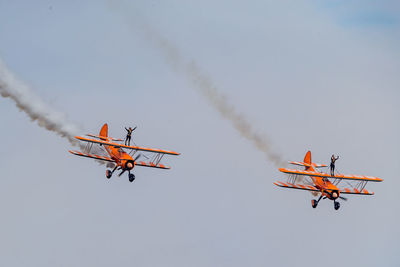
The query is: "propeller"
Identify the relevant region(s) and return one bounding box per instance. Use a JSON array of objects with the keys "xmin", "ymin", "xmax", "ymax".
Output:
[
  {"xmin": 118, "ymin": 154, "xmax": 141, "ymax": 177},
  {"xmin": 330, "ymin": 190, "xmax": 348, "ymax": 201}
]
